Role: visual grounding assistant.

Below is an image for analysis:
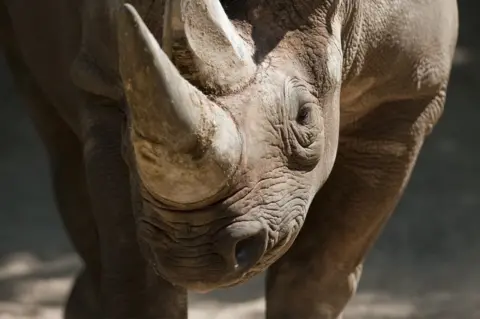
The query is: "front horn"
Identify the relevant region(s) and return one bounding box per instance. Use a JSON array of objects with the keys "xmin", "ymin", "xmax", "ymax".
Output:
[
  {"xmin": 163, "ymin": 0, "xmax": 256, "ymax": 92},
  {"xmin": 117, "ymin": 3, "xmax": 242, "ymax": 208}
]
